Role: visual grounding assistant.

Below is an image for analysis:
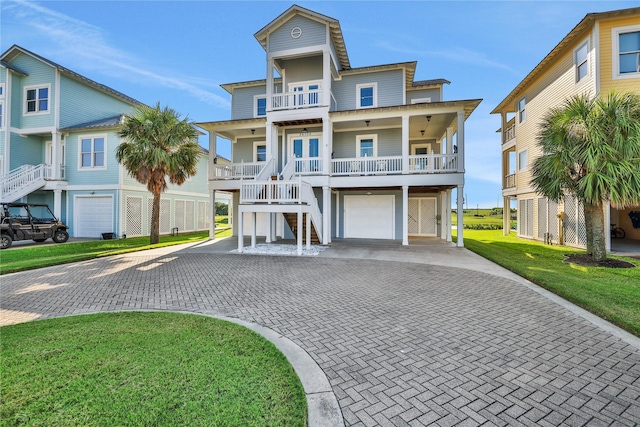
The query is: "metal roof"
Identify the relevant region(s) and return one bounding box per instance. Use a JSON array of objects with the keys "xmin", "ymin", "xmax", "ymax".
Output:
[
  {"xmin": 1, "ymin": 45, "xmax": 143, "ymax": 107},
  {"xmin": 61, "ymin": 115, "xmax": 124, "ymax": 131},
  {"xmin": 492, "ymin": 6, "xmax": 640, "ymax": 114}
]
